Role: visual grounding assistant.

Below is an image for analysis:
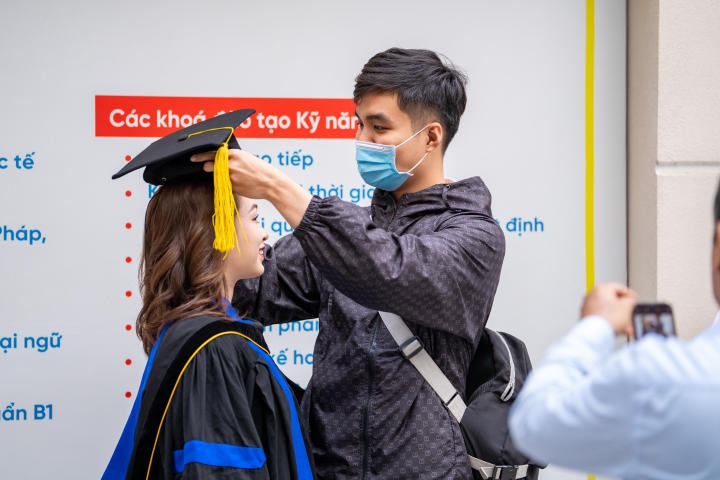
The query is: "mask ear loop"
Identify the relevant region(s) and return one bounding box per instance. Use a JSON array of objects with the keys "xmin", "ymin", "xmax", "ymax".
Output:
[
  {"xmin": 402, "ymin": 151, "xmax": 430, "ymax": 175},
  {"xmin": 395, "ymin": 124, "xmax": 432, "ymax": 175}
]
